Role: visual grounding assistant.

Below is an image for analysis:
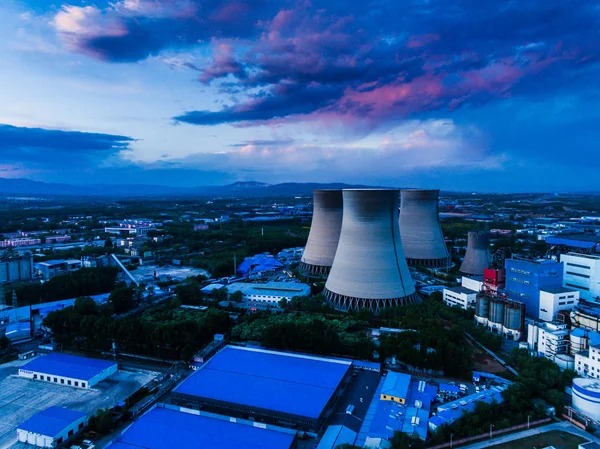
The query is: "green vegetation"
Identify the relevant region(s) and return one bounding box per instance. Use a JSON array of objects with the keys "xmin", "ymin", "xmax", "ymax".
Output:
[
  {"xmin": 490, "ymin": 430, "xmax": 586, "ymax": 449},
  {"xmin": 88, "ymin": 409, "xmax": 114, "ymax": 434},
  {"xmin": 9, "ymin": 267, "xmax": 119, "ymax": 306},
  {"xmin": 232, "ymin": 309, "xmax": 374, "ymax": 360},
  {"xmin": 43, "ymin": 295, "xmax": 232, "ymax": 360}
]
